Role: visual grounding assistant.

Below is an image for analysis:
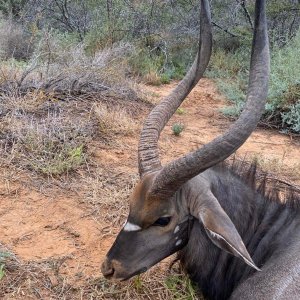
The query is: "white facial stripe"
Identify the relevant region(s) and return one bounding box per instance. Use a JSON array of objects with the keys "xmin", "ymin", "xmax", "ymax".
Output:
[
  {"xmin": 123, "ymin": 221, "xmax": 142, "ymax": 232},
  {"xmin": 174, "ymin": 226, "xmax": 180, "ymax": 234}
]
